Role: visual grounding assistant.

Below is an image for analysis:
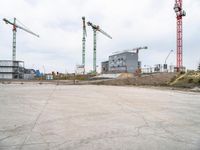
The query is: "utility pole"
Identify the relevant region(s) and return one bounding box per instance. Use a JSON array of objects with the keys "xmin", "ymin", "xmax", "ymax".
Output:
[
  {"xmin": 87, "ymin": 21, "xmax": 112, "ymax": 74},
  {"xmin": 174, "ymin": 0, "xmax": 186, "ymax": 72}
]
